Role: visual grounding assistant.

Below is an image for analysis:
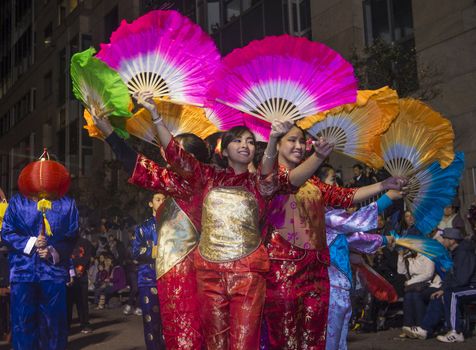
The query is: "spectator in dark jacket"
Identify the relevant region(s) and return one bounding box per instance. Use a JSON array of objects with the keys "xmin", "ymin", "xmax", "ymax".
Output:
[
  {"xmin": 67, "ymin": 235, "xmax": 94, "ymax": 334},
  {"xmin": 405, "ymin": 228, "xmax": 476, "ymax": 342}
]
